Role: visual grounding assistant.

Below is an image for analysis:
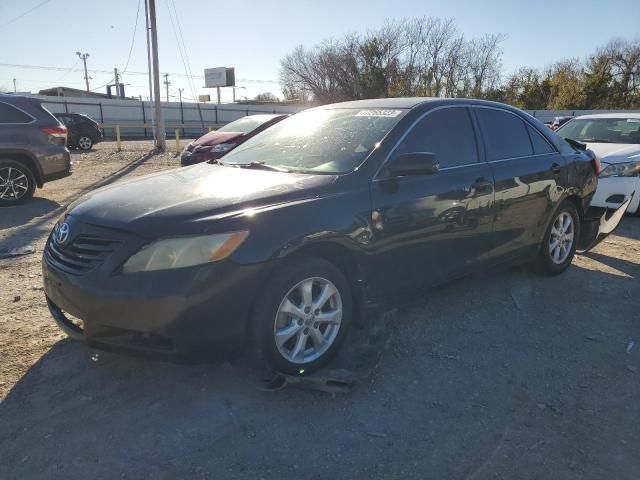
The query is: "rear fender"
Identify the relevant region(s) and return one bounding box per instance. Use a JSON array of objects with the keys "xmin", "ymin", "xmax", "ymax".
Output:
[{"xmin": 577, "ymin": 192, "xmax": 634, "ymax": 253}]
